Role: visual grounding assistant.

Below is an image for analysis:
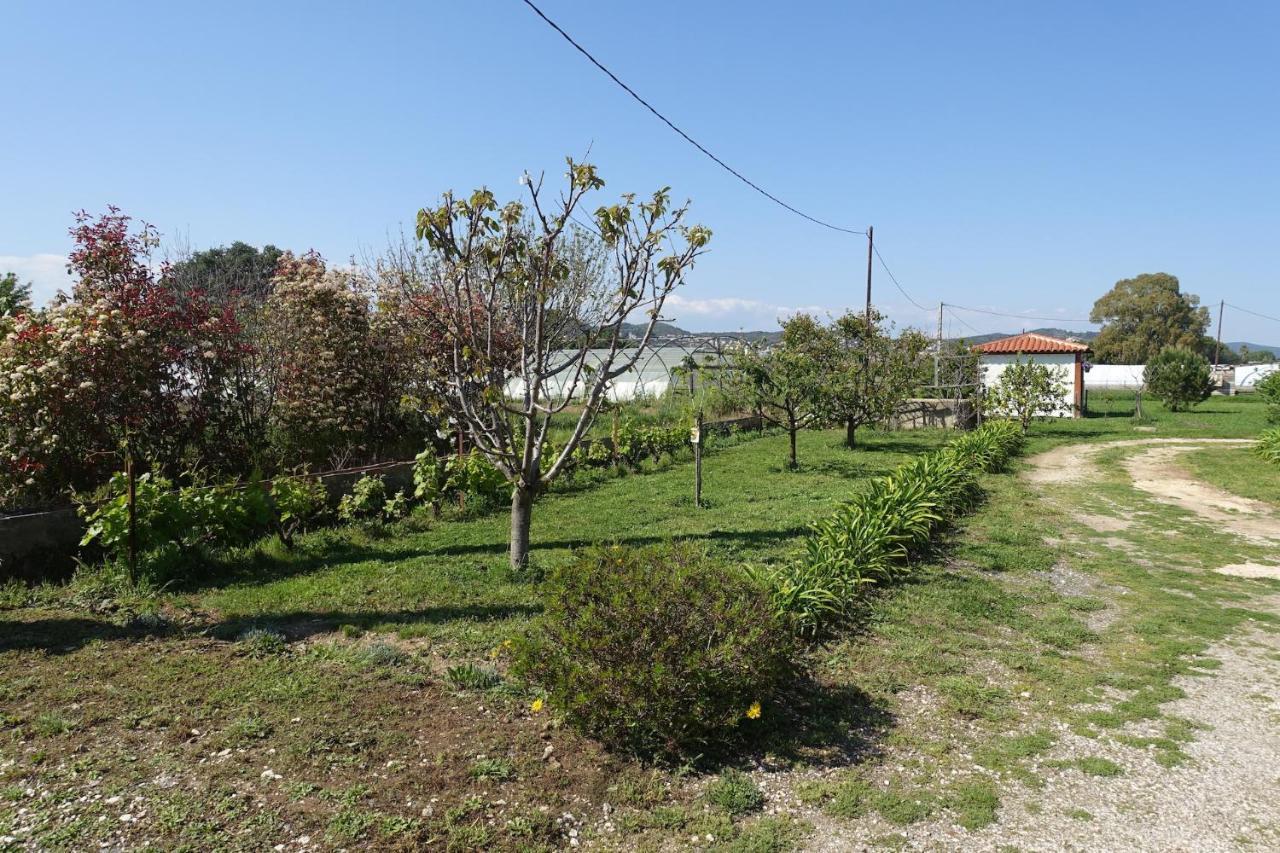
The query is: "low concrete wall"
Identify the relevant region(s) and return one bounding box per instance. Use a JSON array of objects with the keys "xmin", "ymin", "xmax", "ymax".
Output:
[{"xmin": 889, "ymin": 399, "xmax": 977, "ymax": 431}]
